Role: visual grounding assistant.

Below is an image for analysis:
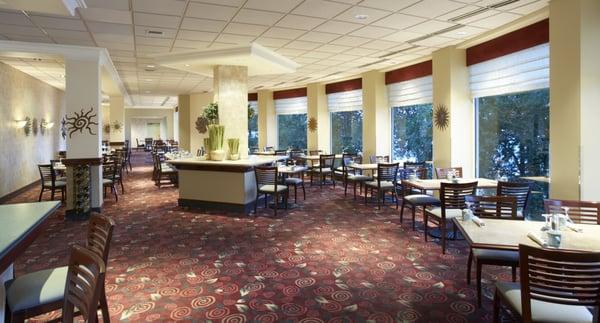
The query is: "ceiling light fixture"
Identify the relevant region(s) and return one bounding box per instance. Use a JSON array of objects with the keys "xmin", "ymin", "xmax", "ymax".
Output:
[
  {"xmin": 144, "ymin": 90, "xmax": 151, "ymax": 94},
  {"xmin": 184, "ymin": 64, "xmax": 191, "ymax": 67},
  {"xmin": 354, "ymin": 14, "xmax": 369, "ymax": 20},
  {"xmin": 146, "ymin": 64, "xmax": 156, "ymax": 68}
]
